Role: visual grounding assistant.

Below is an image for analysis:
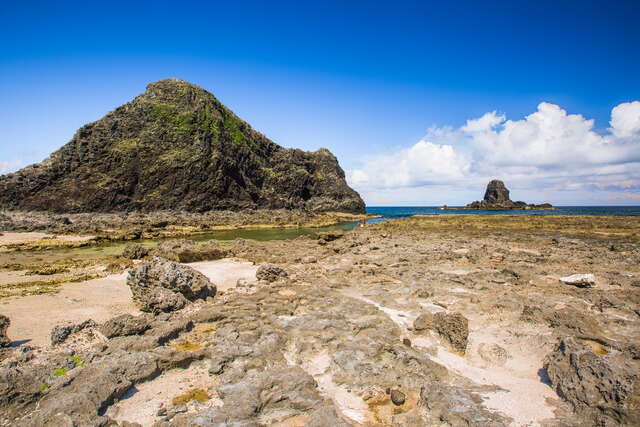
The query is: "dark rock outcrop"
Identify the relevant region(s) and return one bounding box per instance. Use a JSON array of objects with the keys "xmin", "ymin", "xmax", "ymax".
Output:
[
  {"xmin": 464, "ymin": 179, "xmax": 553, "ymax": 210},
  {"xmin": 0, "ymin": 316, "xmax": 10, "ymax": 348},
  {"xmin": 0, "ymin": 78, "xmax": 365, "ymax": 214},
  {"xmin": 50, "ymin": 319, "xmax": 97, "ymax": 346},
  {"xmin": 544, "ymin": 336, "xmax": 640, "ymax": 426},
  {"xmin": 126, "ymin": 257, "xmax": 216, "ymax": 313}
]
